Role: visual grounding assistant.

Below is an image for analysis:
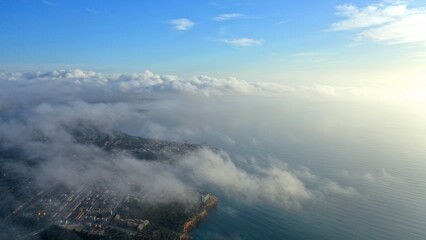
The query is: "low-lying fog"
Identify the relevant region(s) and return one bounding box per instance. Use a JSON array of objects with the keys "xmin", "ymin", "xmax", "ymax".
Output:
[{"xmin": 2, "ymin": 69, "xmax": 426, "ymax": 239}]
